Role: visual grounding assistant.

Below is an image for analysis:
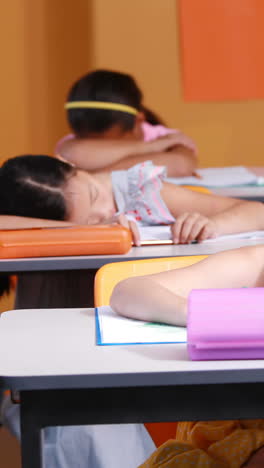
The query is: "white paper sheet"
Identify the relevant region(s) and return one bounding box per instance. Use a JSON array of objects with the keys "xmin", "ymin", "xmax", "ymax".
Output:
[
  {"xmin": 167, "ymin": 166, "xmax": 260, "ymax": 188},
  {"xmin": 139, "ymin": 225, "xmax": 264, "ymax": 244},
  {"xmin": 96, "ymin": 305, "xmax": 187, "ymax": 345}
]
